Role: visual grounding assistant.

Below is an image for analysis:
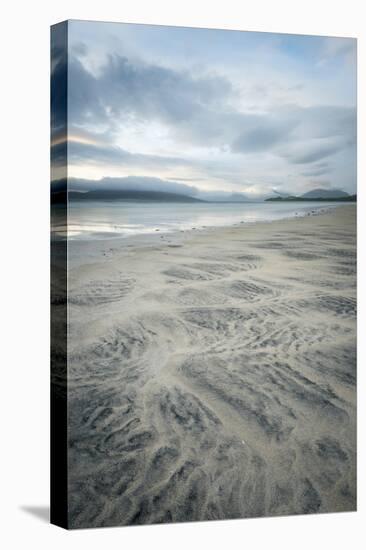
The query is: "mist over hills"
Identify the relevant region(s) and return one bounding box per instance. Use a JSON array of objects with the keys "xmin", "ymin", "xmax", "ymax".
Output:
[
  {"xmin": 51, "ymin": 177, "xmax": 262, "ymax": 203},
  {"xmin": 68, "ymin": 189, "xmax": 204, "ymax": 202},
  {"xmin": 51, "ymin": 177, "xmax": 354, "ymax": 204}
]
